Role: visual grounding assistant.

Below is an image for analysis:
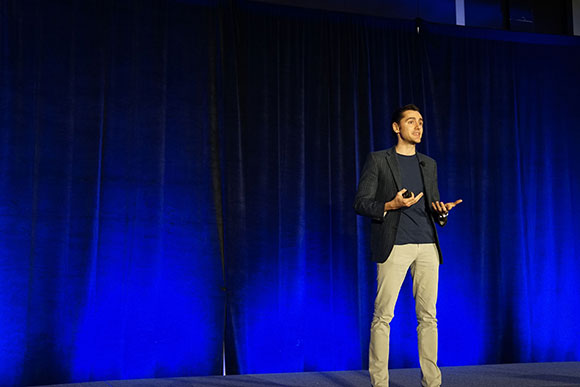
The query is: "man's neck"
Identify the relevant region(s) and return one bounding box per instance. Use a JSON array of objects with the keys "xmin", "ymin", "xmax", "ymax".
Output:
[{"xmin": 395, "ymin": 142, "xmax": 416, "ymax": 156}]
